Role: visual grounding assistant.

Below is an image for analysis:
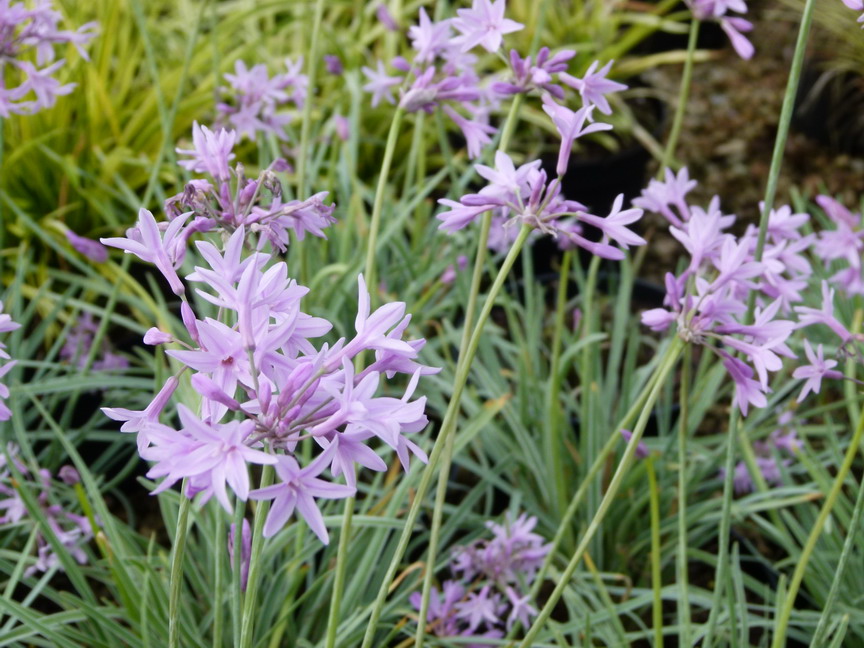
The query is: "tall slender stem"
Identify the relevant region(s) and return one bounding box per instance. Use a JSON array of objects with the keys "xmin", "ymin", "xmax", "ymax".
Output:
[
  {"xmin": 810, "ymin": 468, "xmax": 864, "ymax": 646},
  {"xmin": 648, "ymin": 456, "xmax": 664, "ymax": 648},
  {"xmin": 519, "ymin": 338, "xmax": 684, "ymax": 647},
  {"xmin": 677, "ymin": 344, "xmax": 692, "ymax": 645},
  {"xmin": 547, "ymin": 249, "xmax": 573, "ymax": 518},
  {"xmin": 660, "ymin": 18, "xmax": 700, "ymax": 173},
  {"xmin": 296, "ymin": 0, "xmax": 324, "ymax": 197},
  {"xmin": 412, "ymin": 95, "xmax": 523, "ymax": 647},
  {"xmin": 705, "ymin": 2, "xmax": 817, "ymax": 643},
  {"xmin": 295, "ymin": 0, "xmax": 325, "ymax": 286},
  {"xmin": 239, "ymin": 465, "xmax": 274, "ymax": 648},
  {"xmin": 363, "ymin": 108, "xmax": 405, "ymax": 307},
  {"xmin": 168, "ymin": 493, "xmax": 192, "ymax": 648},
  {"xmin": 361, "ymin": 225, "xmax": 533, "ymax": 648},
  {"xmin": 213, "ymin": 507, "xmax": 225, "ymax": 648},
  {"xmin": 771, "ymin": 408, "xmax": 864, "ymax": 648},
  {"xmin": 324, "ymin": 498, "xmax": 353, "ymax": 648}
]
